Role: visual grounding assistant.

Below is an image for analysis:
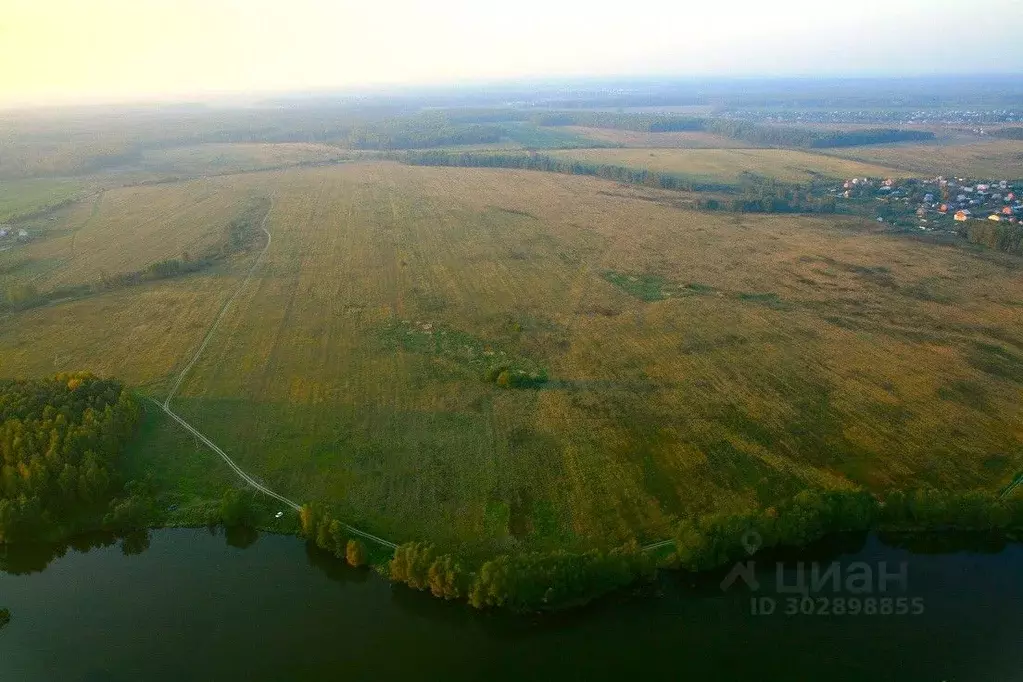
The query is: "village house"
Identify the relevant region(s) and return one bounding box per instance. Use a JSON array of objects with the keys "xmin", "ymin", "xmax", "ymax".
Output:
[
  {"xmin": 988, "ymin": 214, "xmax": 1003, "ymax": 222},
  {"xmin": 954, "ymin": 210, "xmax": 972, "ymax": 221}
]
